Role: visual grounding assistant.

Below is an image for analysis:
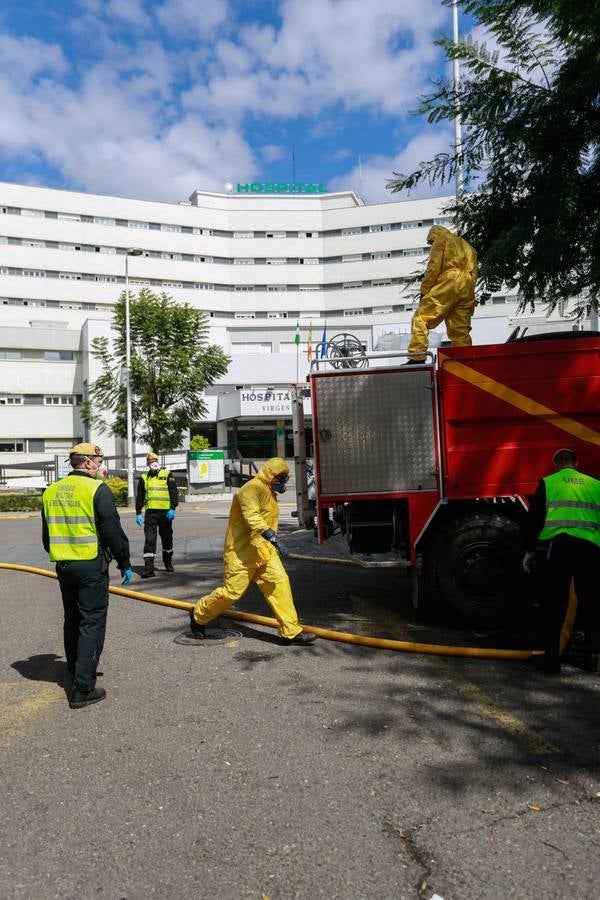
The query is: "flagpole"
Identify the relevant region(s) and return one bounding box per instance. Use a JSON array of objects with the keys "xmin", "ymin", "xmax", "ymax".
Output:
[{"xmin": 452, "ymin": 0, "xmax": 464, "ymax": 201}]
